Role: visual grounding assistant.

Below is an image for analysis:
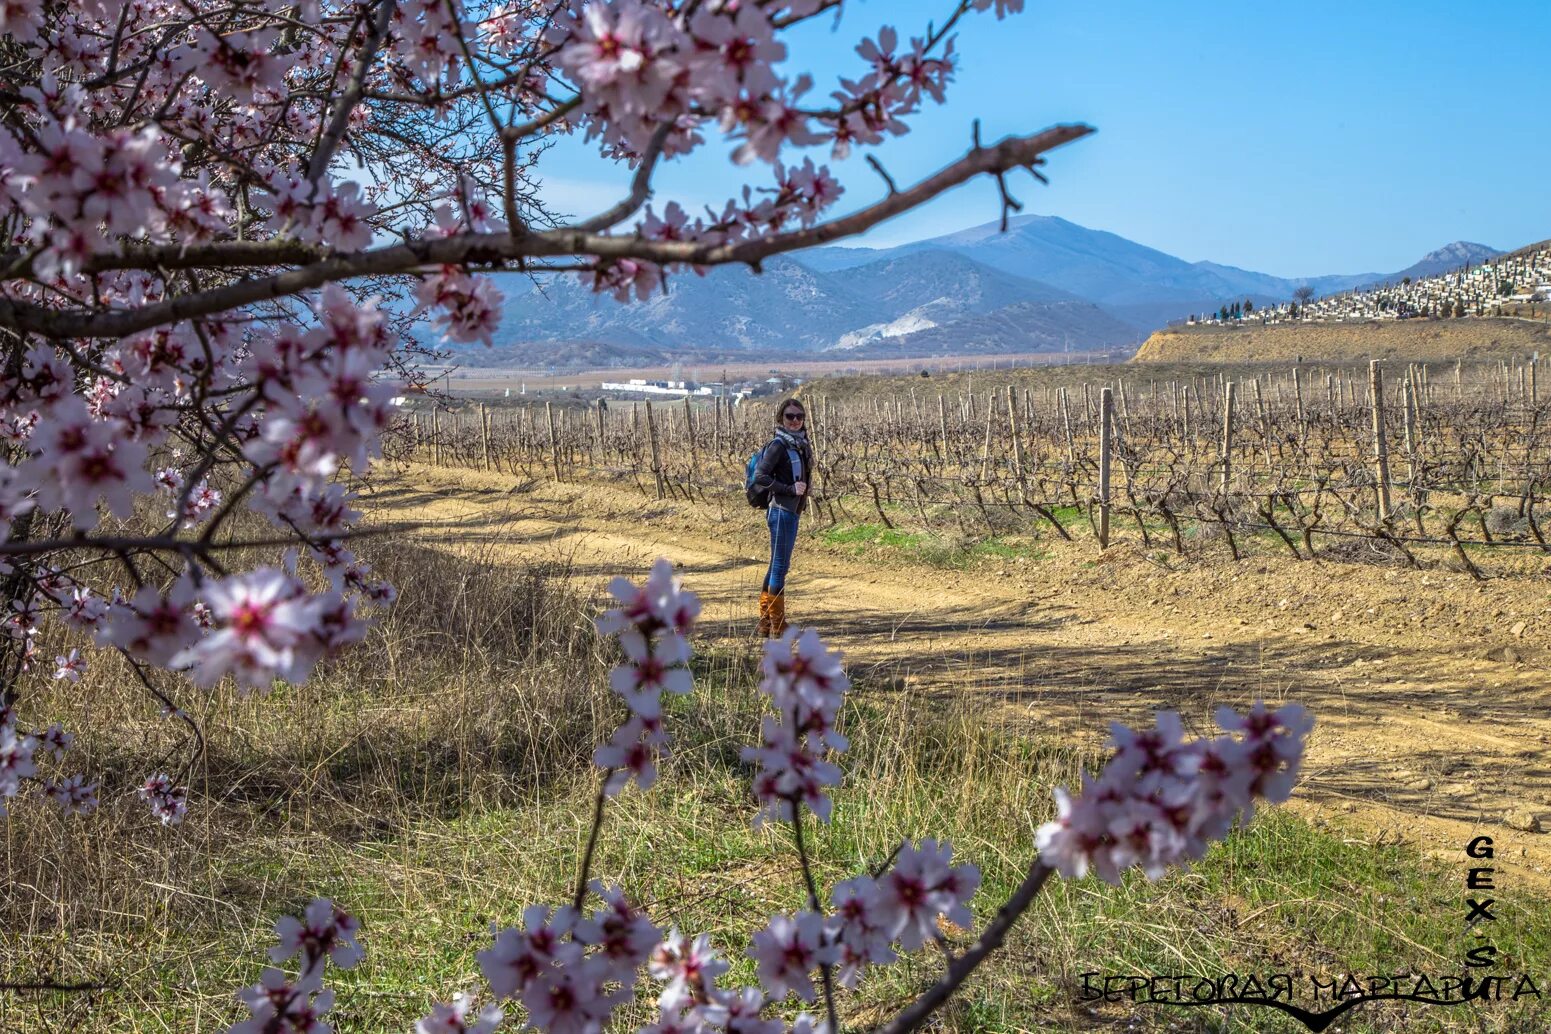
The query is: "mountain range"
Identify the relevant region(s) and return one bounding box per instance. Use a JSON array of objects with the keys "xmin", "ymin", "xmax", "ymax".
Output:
[{"xmin": 479, "ymin": 215, "xmax": 1502, "ymax": 366}]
